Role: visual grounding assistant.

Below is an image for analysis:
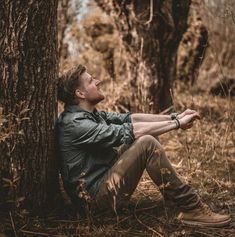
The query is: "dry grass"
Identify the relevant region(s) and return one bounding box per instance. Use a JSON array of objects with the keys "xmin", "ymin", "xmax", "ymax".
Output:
[
  {"xmin": 2, "ymin": 1, "xmax": 235, "ymax": 236},
  {"xmin": 1, "ymin": 81, "xmax": 235, "ymax": 237},
  {"xmin": 167, "ymin": 81, "xmax": 235, "ymax": 201}
]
